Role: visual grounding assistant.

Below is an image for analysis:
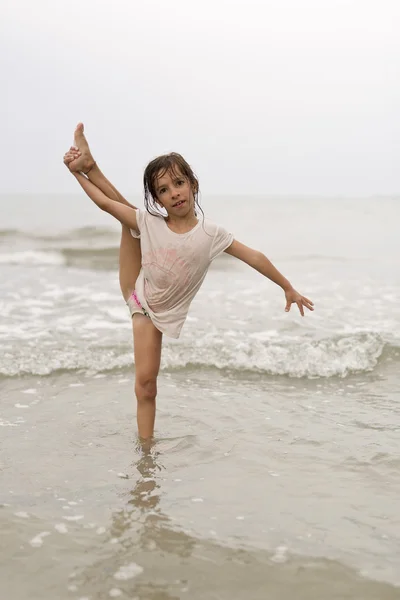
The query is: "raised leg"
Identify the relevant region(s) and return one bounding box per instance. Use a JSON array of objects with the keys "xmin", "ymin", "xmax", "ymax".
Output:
[
  {"xmin": 64, "ymin": 124, "xmax": 141, "ymax": 299},
  {"xmin": 133, "ymin": 314, "xmax": 163, "ymax": 439},
  {"xmin": 119, "ymin": 225, "xmax": 142, "ymax": 302}
]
